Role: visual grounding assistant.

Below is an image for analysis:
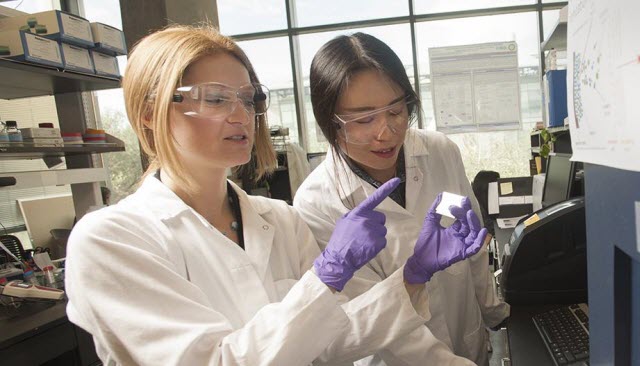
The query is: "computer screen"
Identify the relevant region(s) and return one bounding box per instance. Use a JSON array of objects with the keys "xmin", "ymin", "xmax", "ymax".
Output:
[
  {"xmin": 17, "ymin": 194, "xmax": 76, "ymax": 258},
  {"xmin": 542, "ymin": 154, "xmax": 575, "ymax": 207}
]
